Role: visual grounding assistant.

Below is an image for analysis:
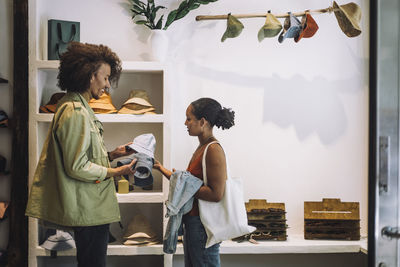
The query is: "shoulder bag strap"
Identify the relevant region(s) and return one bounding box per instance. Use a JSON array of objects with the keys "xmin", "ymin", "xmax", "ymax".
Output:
[{"xmin": 201, "ymin": 141, "xmax": 219, "ymax": 185}]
